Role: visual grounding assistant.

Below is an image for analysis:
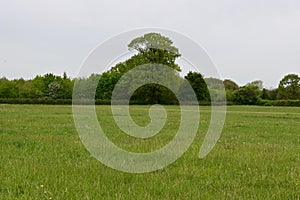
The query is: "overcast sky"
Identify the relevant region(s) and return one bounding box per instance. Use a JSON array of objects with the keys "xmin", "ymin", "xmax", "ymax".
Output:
[{"xmin": 0, "ymin": 0, "xmax": 299, "ymax": 88}]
